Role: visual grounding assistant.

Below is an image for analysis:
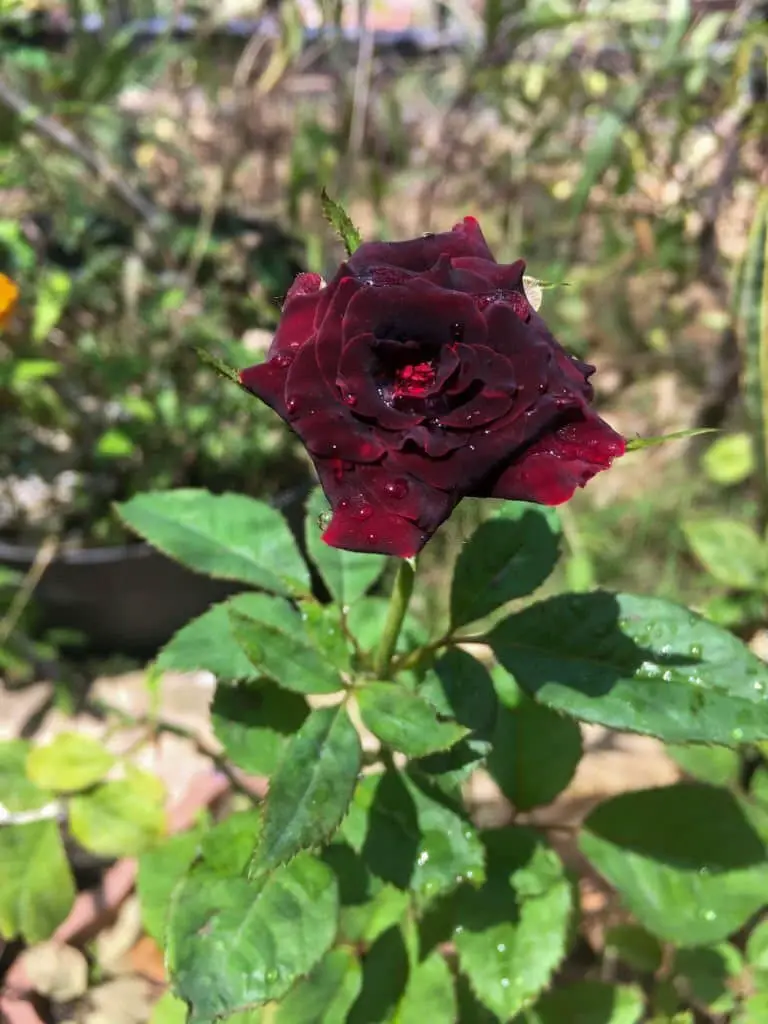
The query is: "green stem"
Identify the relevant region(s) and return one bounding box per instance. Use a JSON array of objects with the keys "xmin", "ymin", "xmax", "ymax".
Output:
[{"xmin": 373, "ymin": 558, "xmax": 416, "ymax": 679}]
